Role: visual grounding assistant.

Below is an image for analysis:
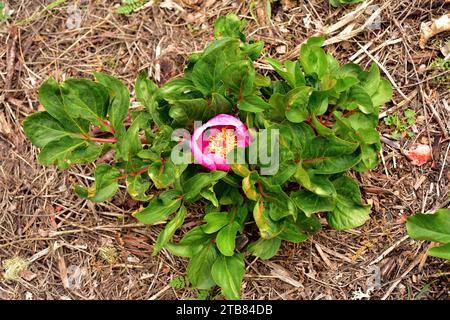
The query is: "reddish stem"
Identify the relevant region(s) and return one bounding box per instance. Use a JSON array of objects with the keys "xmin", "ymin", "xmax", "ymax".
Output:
[
  {"xmin": 97, "ymin": 116, "xmax": 115, "ymax": 134},
  {"xmin": 84, "ymin": 136, "xmax": 117, "ymax": 143},
  {"xmin": 303, "ymin": 156, "xmax": 329, "ymax": 163},
  {"xmin": 257, "ymin": 180, "xmax": 265, "ymax": 198},
  {"xmin": 115, "ymin": 167, "xmax": 149, "ymax": 180}
]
